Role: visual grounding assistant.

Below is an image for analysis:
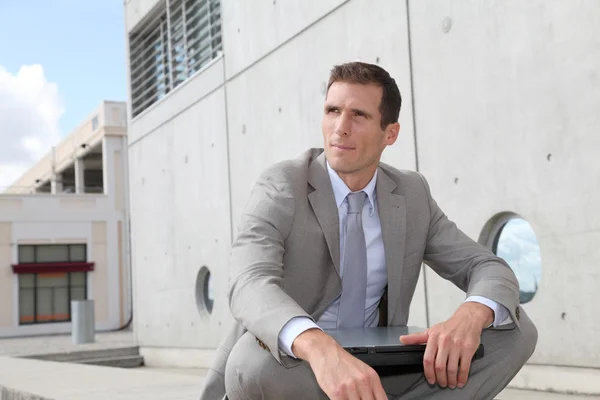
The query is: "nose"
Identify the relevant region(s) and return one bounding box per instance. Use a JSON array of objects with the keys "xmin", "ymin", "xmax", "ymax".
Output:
[{"xmin": 334, "ymin": 112, "xmax": 351, "ymax": 137}]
